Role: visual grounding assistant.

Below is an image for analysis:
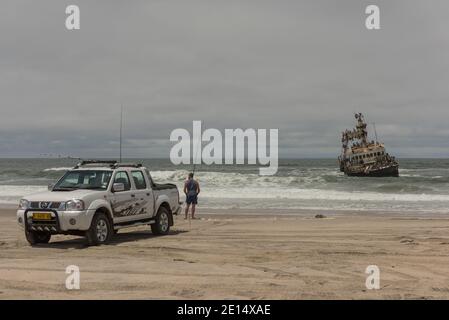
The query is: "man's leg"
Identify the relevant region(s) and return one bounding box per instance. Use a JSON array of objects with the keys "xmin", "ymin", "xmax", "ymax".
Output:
[
  {"xmin": 185, "ymin": 203, "xmax": 190, "ymax": 219},
  {"xmin": 191, "ymin": 203, "xmax": 196, "ymax": 219}
]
